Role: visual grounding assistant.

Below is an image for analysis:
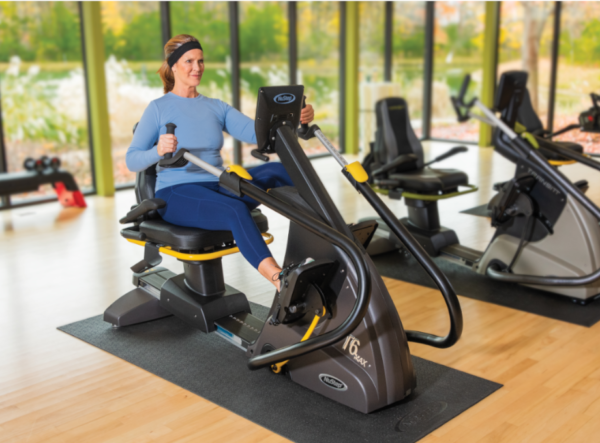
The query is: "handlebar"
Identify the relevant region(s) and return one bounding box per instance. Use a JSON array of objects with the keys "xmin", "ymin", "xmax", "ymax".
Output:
[
  {"xmin": 301, "ymin": 96, "xmax": 309, "ymax": 132},
  {"xmin": 451, "ymin": 74, "xmax": 477, "ymax": 123},
  {"xmin": 458, "ymin": 74, "xmax": 470, "ymax": 102},
  {"xmin": 164, "ymin": 123, "xmax": 177, "ymax": 159}
]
